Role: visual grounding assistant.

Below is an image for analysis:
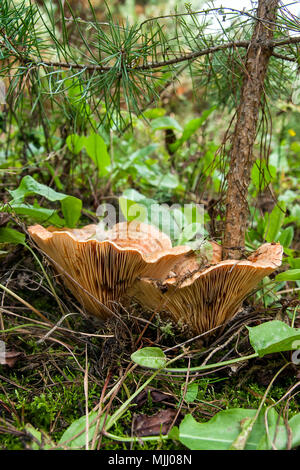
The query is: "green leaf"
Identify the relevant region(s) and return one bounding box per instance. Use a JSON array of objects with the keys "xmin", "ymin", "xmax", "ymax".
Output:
[
  {"xmin": 179, "ymin": 408, "xmax": 279, "ymax": 450},
  {"xmin": 278, "ymin": 226, "xmax": 294, "ymax": 247},
  {"xmin": 66, "ymin": 134, "xmax": 86, "ymax": 154},
  {"xmin": 182, "ymin": 383, "xmax": 198, "ymax": 403},
  {"xmin": 176, "ymin": 223, "xmax": 203, "ymax": 245},
  {"xmin": 0, "ymin": 227, "xmax": 25, "ymax": 245},
  {"xmin": 67, "ymin": 133, "xmax": 111, "ymax": 177},
  {"xmin": 181, "ymin": 204, "xmax": 203, "ymax": 225},
  {"xmin": 119, "ymin": 189, "xmax": 147, "ymax": 222},
  {"xmin": 146, "ymin": 202, "xmax": 180, "ymax": 241},
  {"xmin": 25, "ymin": 424, "xmax": 55, "ymax": 450},
  {"xmin": 247, "ymin": 320, "xmax": 300, "ymax": 357},
  {"xmin": 264, "ymin": 202, "xmax": 286, "ymax": 242},
  {"xmin": 9, "ymin": 175, "xmax": 65, "ymax": 204},
  {"xmin": 150, "ymin": 116, "xmax": 182, "ymax": 133},
  {"xmin": 84, "ymin": 133, "xmax": 111, "ymax": 177},
  {"xmin": 119, "ymin": 189, "xmax": 180, "ymax": 241},
  {"xmin": 8, "ymin": 176, "xmax": 82, "ymax": 227},
  {"xmin": 131, "ymin": 347, "xmax": 167, "ymax": 369},
  {"xmin": 258, "ymin": 413, "xmax": 300, "ymax": 450},
  {"xmin": 58, "ymin": 411, "xmax": 105, "ymax": 449},
  {"xmin": 118, "ymin": 198, "xmax": 147, "ymax": 223},
  {"xmin": 121, "ymin": 188, "xmax": 146, "ymax": 203},
  {"xmin": 9, "ymin": 203, "xmax": 65, "ymax": 226},
  {"xmin": 275, "ymin": 269, "xmax": 300, "ymax": 281},
  {"xmin": 156, "ymin": 173, "xmax": 179, "ymax": 189},
  {"xmin": 287, "ymin": 257, "xmax": 300, "ymax": 269},
  {"xmin": 143, "ymin": 108, "xmax": 166, "ymax": 119},
  {"xmin": 61, "ymin": 196, "xmax": 83, "ymax": 228},
  {"xmin": 167, "ymin": 425, "xmax": 179, "ymax": 440}
]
